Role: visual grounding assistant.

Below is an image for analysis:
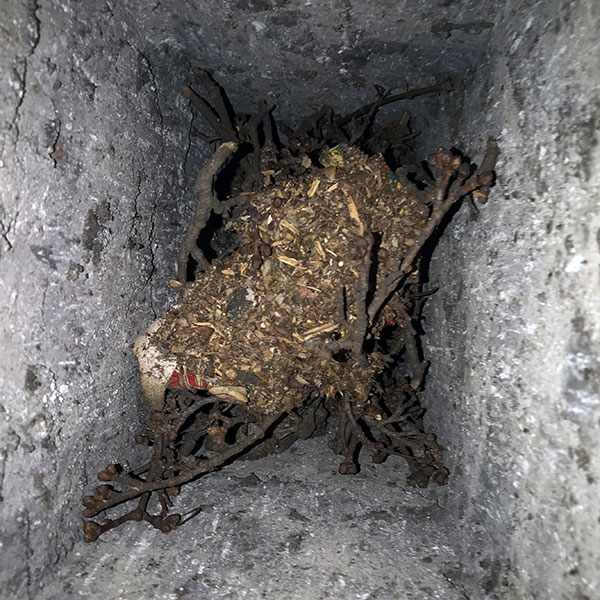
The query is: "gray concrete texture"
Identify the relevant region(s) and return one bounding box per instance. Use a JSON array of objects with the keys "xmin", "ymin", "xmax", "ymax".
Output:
[{"xmin": 0, "ymin": 0, "xmax": 598, "ymax": 598}]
